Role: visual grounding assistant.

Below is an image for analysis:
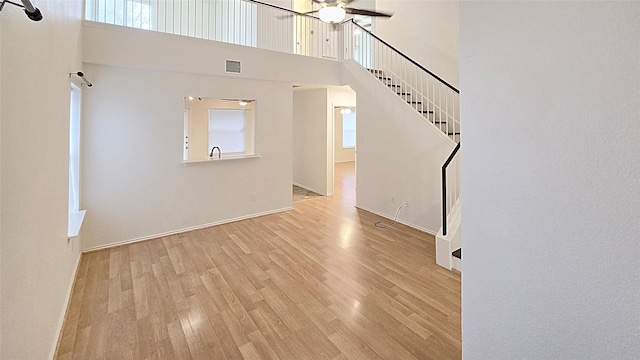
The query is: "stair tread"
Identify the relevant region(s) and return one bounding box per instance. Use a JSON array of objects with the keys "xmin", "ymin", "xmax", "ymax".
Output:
[{"xmin": 452, "ymin": 248, "xmax": 461, "ymax": 259}]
